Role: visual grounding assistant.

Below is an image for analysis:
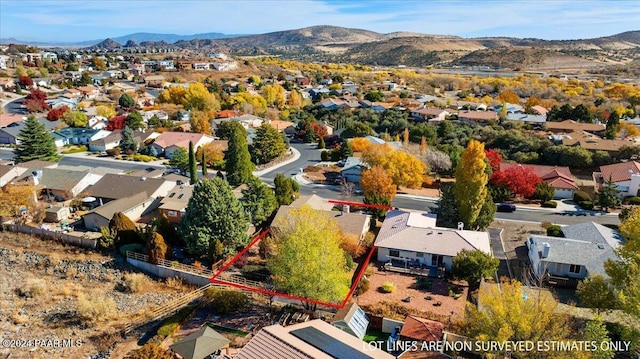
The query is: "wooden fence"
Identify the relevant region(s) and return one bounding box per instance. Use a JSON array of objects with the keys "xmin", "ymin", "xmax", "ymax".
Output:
[{"xmin": 2, "ymin": 223, "xmax": 98, "ymax": 249}]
